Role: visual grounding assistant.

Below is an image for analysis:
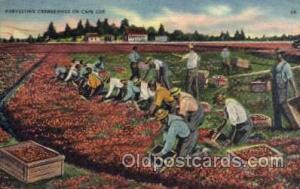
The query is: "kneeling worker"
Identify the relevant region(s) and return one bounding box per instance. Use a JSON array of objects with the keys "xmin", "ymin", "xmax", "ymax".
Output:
[
  {"xmin": 213, "ymin": 93, "xmax": 252, "ymax": 145},
  {"xmin": 170, "ymin": 87, "xmax": 204, "ymax": 131},
  {"xmin": 154, "ymin": 109, "xmax": 198, "ymax": 157}
]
